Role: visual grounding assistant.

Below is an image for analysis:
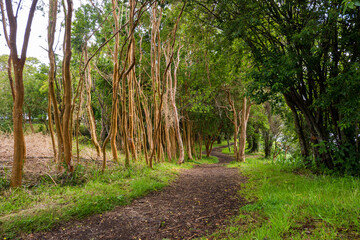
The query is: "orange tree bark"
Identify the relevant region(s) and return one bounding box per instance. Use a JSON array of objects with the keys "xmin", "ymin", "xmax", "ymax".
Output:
[
  {"xmin": 1, "ymin": 0, "xmax": 39, "ymax": 187},
  {"xmin": 239, "ymin": 97, "xmax": 252, "ymax": 162},
  {"xmin": 48, "ymin": 0, "xmax": 65, "ymax": 166},
  {"xmin": 62, "ymin": 0, "xmax": 74, "ymax": 172},
  {"xmin": 83, "ymin": 47, "xmax": 101, "ymax": 157}
]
